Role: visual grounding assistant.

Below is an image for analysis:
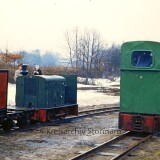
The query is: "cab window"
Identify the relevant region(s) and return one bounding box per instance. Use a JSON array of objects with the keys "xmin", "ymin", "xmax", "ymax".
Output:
[{"xmin": 131, "ymin": 51, "xmax": 153, "ymax": 67}]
